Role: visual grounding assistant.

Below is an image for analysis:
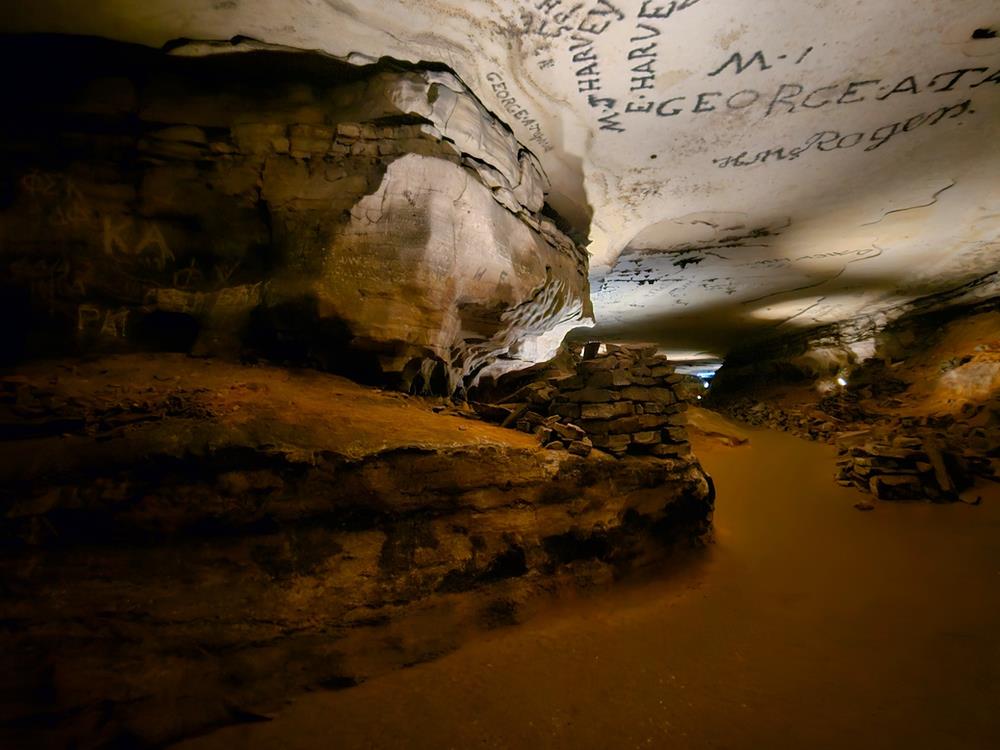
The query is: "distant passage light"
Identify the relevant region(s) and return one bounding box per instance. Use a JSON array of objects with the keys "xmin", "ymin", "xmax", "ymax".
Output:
[{"xmin": 837, "ymin": 376, "xmax": 848, "ymax": 387}]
